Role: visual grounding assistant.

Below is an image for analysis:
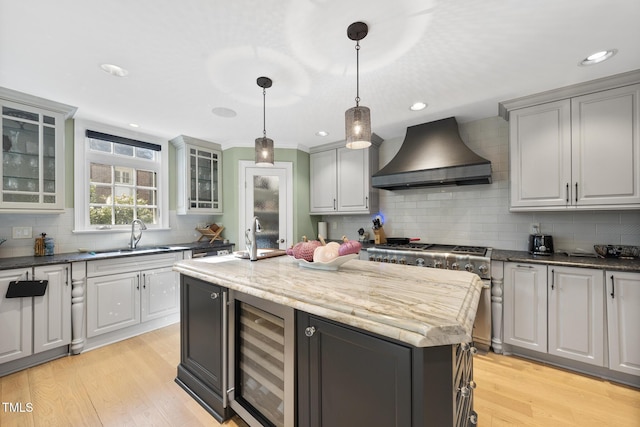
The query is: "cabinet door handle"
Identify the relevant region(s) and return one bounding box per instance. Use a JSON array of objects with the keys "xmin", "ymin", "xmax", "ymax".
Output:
[
  {"xmin": 143, "ymin": 273, "xmax": 146, "ymax": 289},
  {"xmin": 210, "ymin": 292, "xmax": 219, "ymax": 300},
  {"xmin": 304, "ymin": 326, "xmax": 316, "ymax": 337},
  {"xmin": 65, "ymin": 266, "xmax": 69, "ymax": 286},
  {"xmin": 610, "ymin": 275, "xmax": 615, "ymax": 298},
  {"xmin": 575, "ymin": 182, "xmax": 578, "ymax": 203},
  {"xmin": 333, "ymin": 198, "xmax": 337, "ymax": 210},
  {"xmin": 566, "ymin": 183, "xmax": 569, "ymax": 204},
  {"xmin": 516, "ymin": 264, "xmax": 534, "ymax": 269},
  {"xmin": 365, "ymin": 196, "xmax": 369, "ymax": 209},
  {"xmin": 551, "ymin": 269, "xmax": 555, "ymax": 290},
  {"xmin": 137, "ymin": 274, "xmax": 140, "ymax": 290}
]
